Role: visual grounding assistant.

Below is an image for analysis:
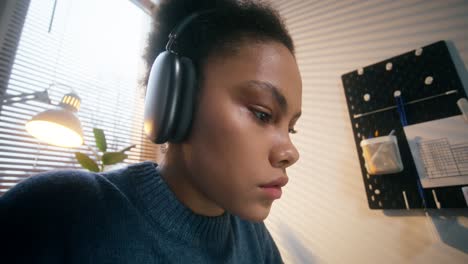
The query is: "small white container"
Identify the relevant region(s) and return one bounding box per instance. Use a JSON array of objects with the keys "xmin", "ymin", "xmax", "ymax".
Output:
[{"xmin": 360, "ymin": 135, "xmax": 404, "ymax": 175}]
